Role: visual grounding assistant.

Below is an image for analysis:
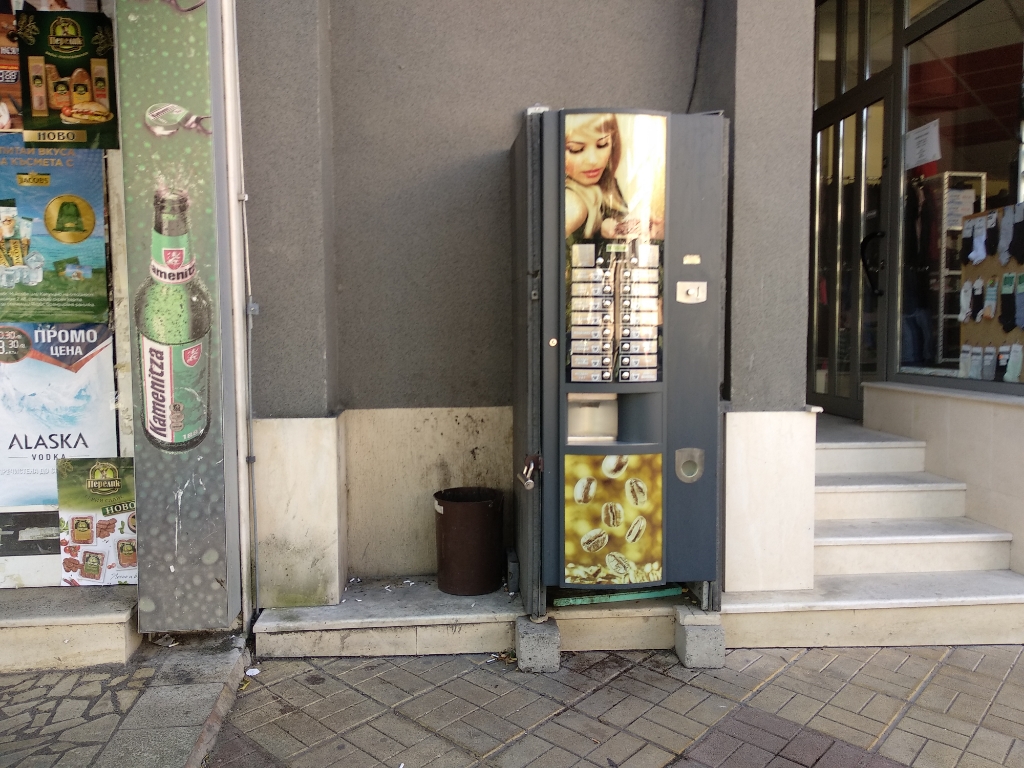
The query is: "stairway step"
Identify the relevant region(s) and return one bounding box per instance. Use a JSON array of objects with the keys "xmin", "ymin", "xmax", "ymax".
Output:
[
  {"xmin": 815, "ymin": 415, "xmax": 927, "ymax": 475},
  {"xmin": 721, "ymin": 570, "xmax": 1024, "ymax": 647},
  {"xmin": 816, "ymin": 472, "xmax": 966, "ymax": 519},
  {"xmin": 814, "ymin": 517, "xmax": 1011, "ymax": 575},
  {"xmin": 0, "ymin": 585, "xmax": 141, "ymax": 672}
]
